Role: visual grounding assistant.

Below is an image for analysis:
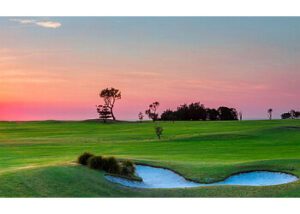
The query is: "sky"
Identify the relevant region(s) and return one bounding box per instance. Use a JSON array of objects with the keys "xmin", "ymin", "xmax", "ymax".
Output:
[{"xmin": 0, "ymin": 17, "xmax": 299, "ymax": 121}]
